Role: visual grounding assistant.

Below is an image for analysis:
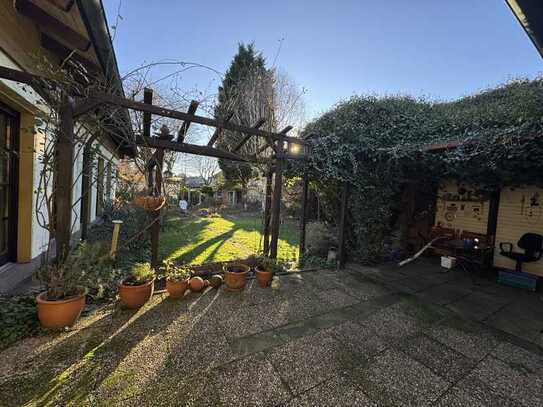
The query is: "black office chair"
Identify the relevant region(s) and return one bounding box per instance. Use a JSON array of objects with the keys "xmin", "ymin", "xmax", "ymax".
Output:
[{"xmin": 500, "ymin": 233, "xmax": 543, "ymax": 272}]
